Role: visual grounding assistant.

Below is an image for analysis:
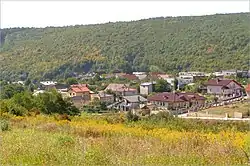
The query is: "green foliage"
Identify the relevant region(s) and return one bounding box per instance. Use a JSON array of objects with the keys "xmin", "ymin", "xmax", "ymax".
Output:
[
  {"xmin": 82, "ymin": 98, "xmax": 107, "ymax": 113},
  {"xmin": 66, "ymin": 77, "xmax": 78, "ymax": 85},
  {"xmin": 126, "ymin": 111, "xmax": 139, "ymax": 122},
  {"xmin": 148, "ymin": 111, "xmax": 173, "ymax": 121},
  {"xmin": 1, "ymin": 13, "xmax": 249, "ymax": 80},
  {"xmin": 0, "ymin": 84, "xmax": 25, "ymax": 99},
  {"xmin": 0, "ymin": 119, "xmax": 9, "ymax": 131},
  {"xmin": 155, "ymin": 79, "xmax": 171, "ymax": 92},
  {"xmin": 0, "ymin": 89, "xmax": 80, "ymax": 116},
  {"xmin": 36, "ymin": 90, "xmax": 80, "ymax": 116}
]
